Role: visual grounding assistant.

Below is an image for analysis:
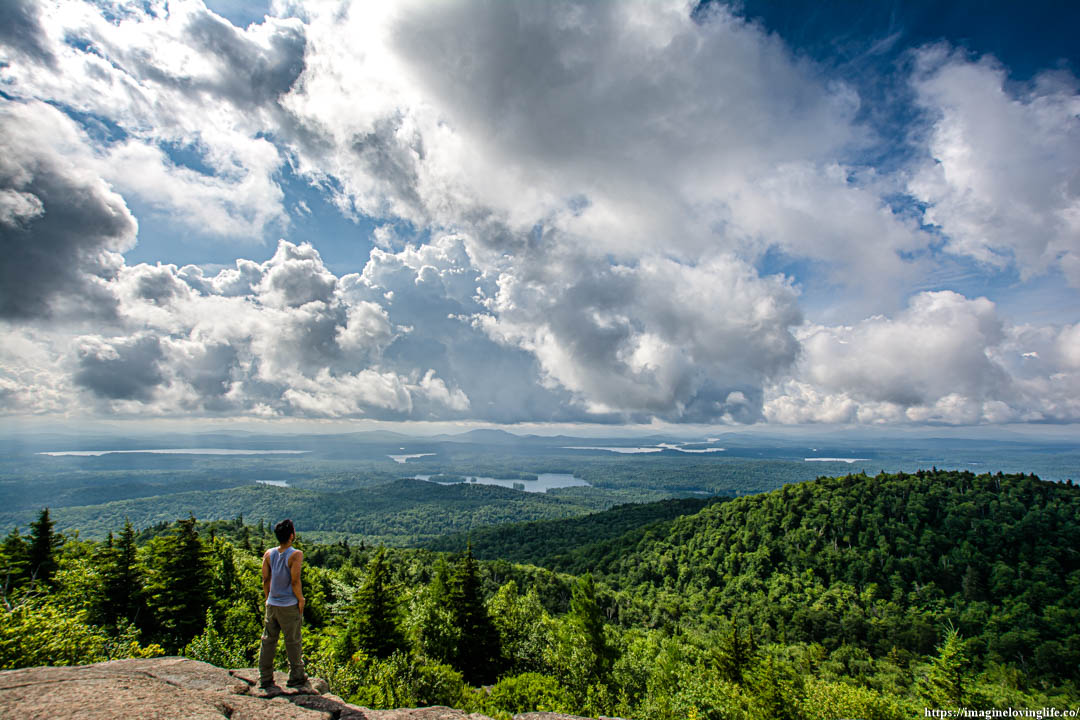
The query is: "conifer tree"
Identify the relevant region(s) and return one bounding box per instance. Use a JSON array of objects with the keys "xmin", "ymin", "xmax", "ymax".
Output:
[
  {"xmin": 0, "ymin": 527, "xmax": 29, "ymax": 597},
  {"xmin": 918, "ymin": 628, "xmax": 971, "ymax": 707},
  {"xmin": 100, "ymin": 520, "xmax": 143, "ymax": 626},
  {"xmin": 209, "ymin": 535, "xmax": 237, "ymax": 609},
  {"xmin": 747, "ymin": 655, "xmax": 797, "ymax": 720},
  {"xmin": 711, "ymin": 620, "xmax": 755, "ymax": 683},
  {"xmin": 239, "ymin": 523, "xmax": 253, "ymax": 555},
  {"xmin": 27, "ymin": 508, "xmax": 61, "ymax": 587},
  {"xmin": 340, "ymin": 546, "xmax": 405, "ymax": 659},
  {"xmin": 568, "ymin": 573, "xmax": 612, "ymax": 678},
  {"xmin": 142, "ymin": 515, "xmax": 212, "ymax": 647},
  {"xmin": 413, "ymin": 557, "xmax": 458, "ymax": 664},
  {"xmin": 449, "ymin": 543, "xmax": 500, "ymax": 684},
  {"xmin": 430, "ymin": 556, "xmax": 450, "ymax": 598}
]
